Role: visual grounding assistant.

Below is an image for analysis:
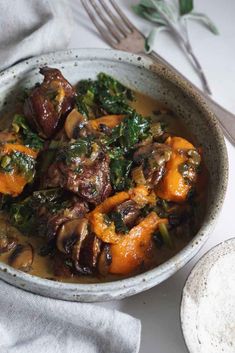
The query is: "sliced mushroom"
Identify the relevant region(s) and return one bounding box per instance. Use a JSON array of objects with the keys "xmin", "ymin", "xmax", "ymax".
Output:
[
  {"xmin": 0, "ymin": 221, "xmax": 18, "ymax": 253},
  {"xmin": 131, "ymin": 166, "xmax": 146, "ymax": 186},
  {"xmin": 64, "ymin": 108, "xmax": 87, "ymax": 139},
  {"xmin": 86, "ymin": 235, "xmax": 101, "ymax": 268},
  {"xmin": 98, "ymin": 244, "xmax": 112, "ymax": 276},
  {"xmin": 115, "ymin": 200, "xmax": 141, "ymax": 228},
  {"xmin": 8, "ymin": 244, "xmax": 34, "ymax": 271},
  {"xmin": 75, "ymin": 234, "xmax": 101, "ymax": 274},
  {"xmin": 133, "ymin": 143, "xmax": 172, "ymax": 164},
  {"xmin": 133, "ymin": 142, "xmax": 172, "ymax": 186},
  {"xmin": 71, "ymin": 219, "xmax": 89, "ymax": 261},
  {"xmin": 53, "ymin": 252, "xmax": 74, "ymax": 278},
  {"xmin": 56, "ymin": 218, "xmax": 88, "ymax": 255},
  {"xmin": 56, "ymin": 218, "xmax": 102, "ymax": 276},
  {"xmin": 0, "ymin": 236, "xmax": 17, "ymax": 254}
]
